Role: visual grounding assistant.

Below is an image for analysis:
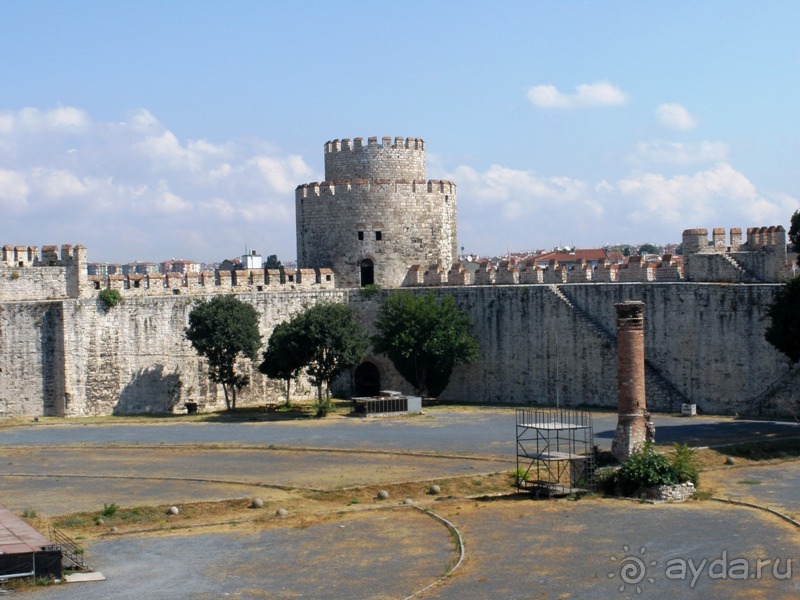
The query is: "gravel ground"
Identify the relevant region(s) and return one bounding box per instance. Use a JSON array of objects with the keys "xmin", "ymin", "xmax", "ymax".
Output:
[
  {"xmin": 2, "ymin": 409, "xmax": 798, "ymax": 599},
  {"xmin": 30, "ymin": 507, "xmax": 454, "ymax": 600},
  {"xmin": 421, "ymin": 499, "xmax": 800, "ymax": 599},
  {"xmin": 1, "ymin": 410, "xmax": 796, "ymax": 454},
  {"xmin": 703, "ymin": 462, "xmax": 800, "ymax": 516},
  {"xmin": 26, "ymin": 498, "xmax": 800, "ymax": 599}
]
